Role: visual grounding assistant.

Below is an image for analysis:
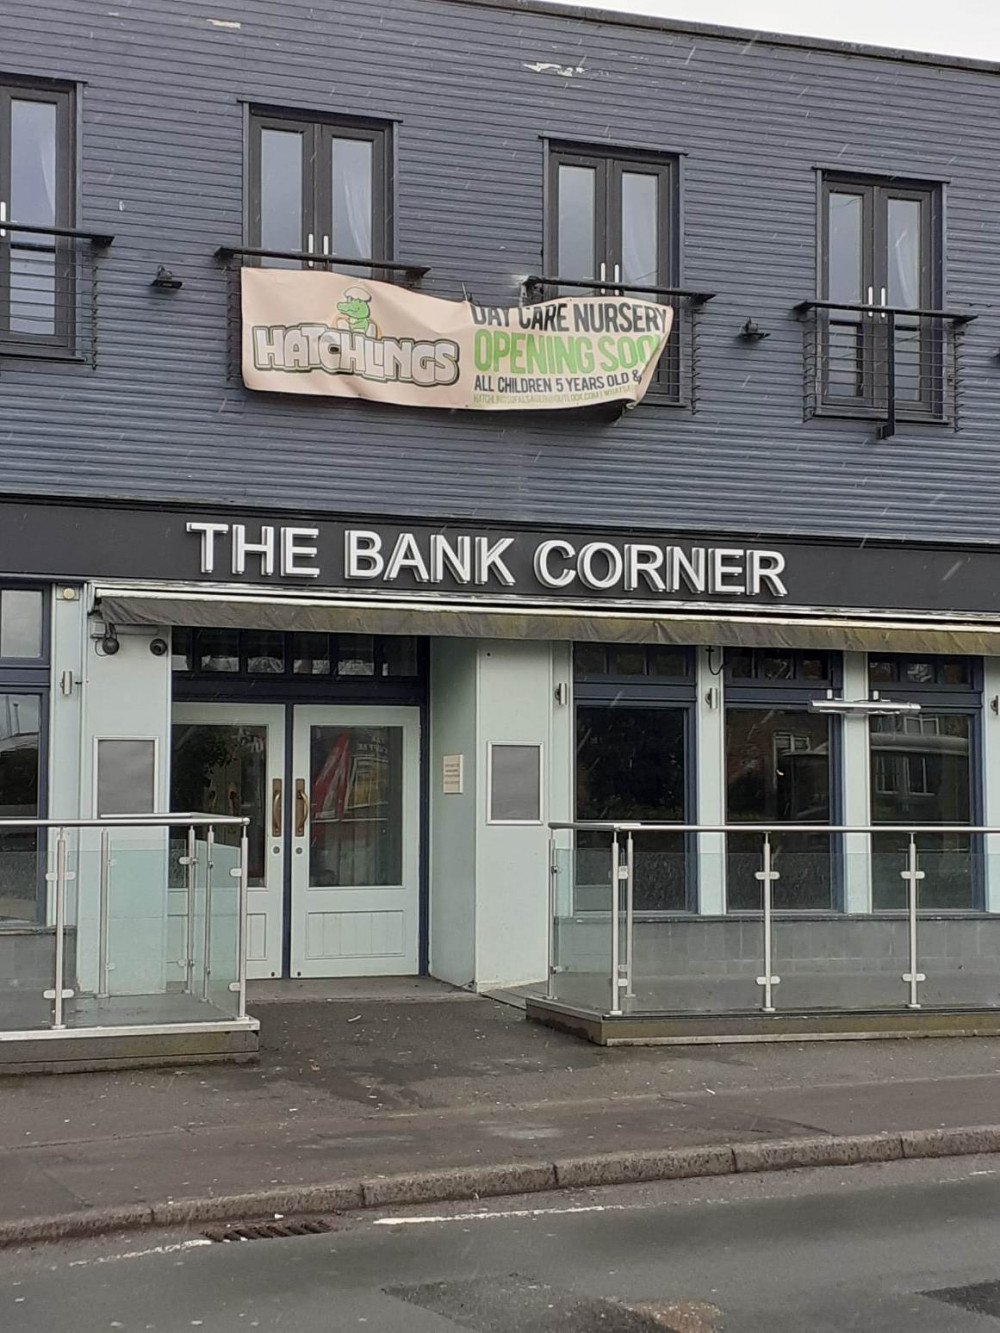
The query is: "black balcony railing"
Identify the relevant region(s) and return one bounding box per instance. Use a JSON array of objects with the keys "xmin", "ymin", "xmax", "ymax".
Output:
[
  {"xmin": 795, "ymin": 299, "xmax": 977, "ymax": 439},
  {"xmin": 0, "ymin": 222, "xmax": 114, "ymax": 366},
  {"xmin": 522, "ymin": 274, "xmax": 716, "ymax": 410}
]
